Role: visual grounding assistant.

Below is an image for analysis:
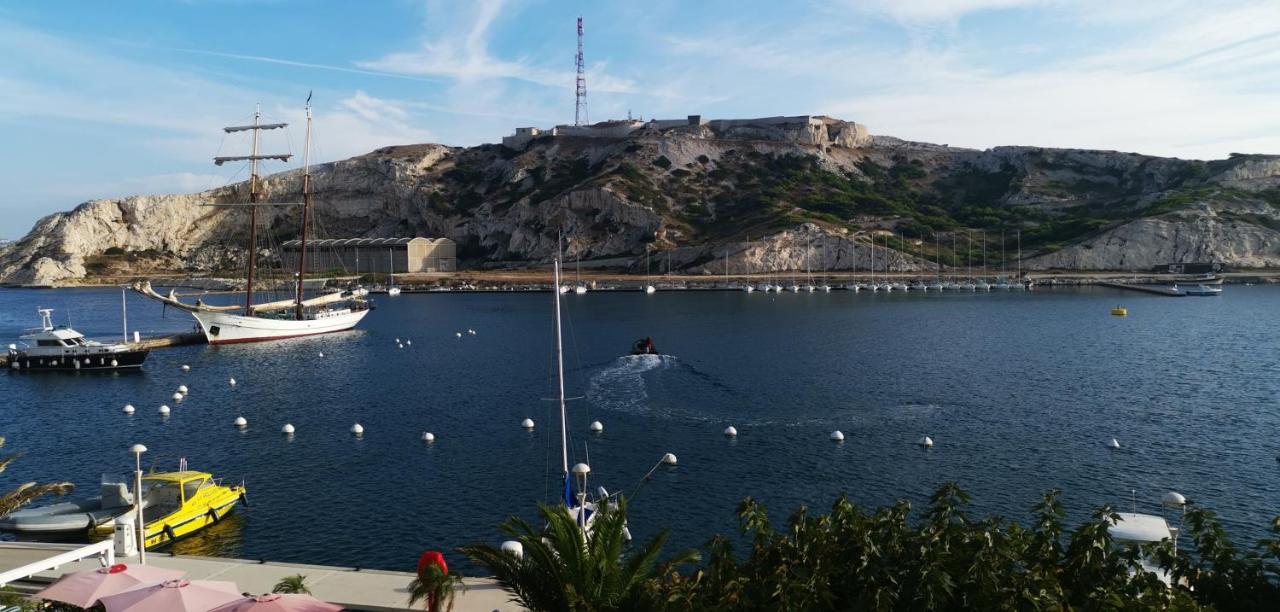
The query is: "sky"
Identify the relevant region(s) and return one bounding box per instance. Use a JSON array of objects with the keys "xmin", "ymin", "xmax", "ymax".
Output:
[{"xmin": 2, "ymin": 0, "xmax": 1279, "ymax": 238}]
